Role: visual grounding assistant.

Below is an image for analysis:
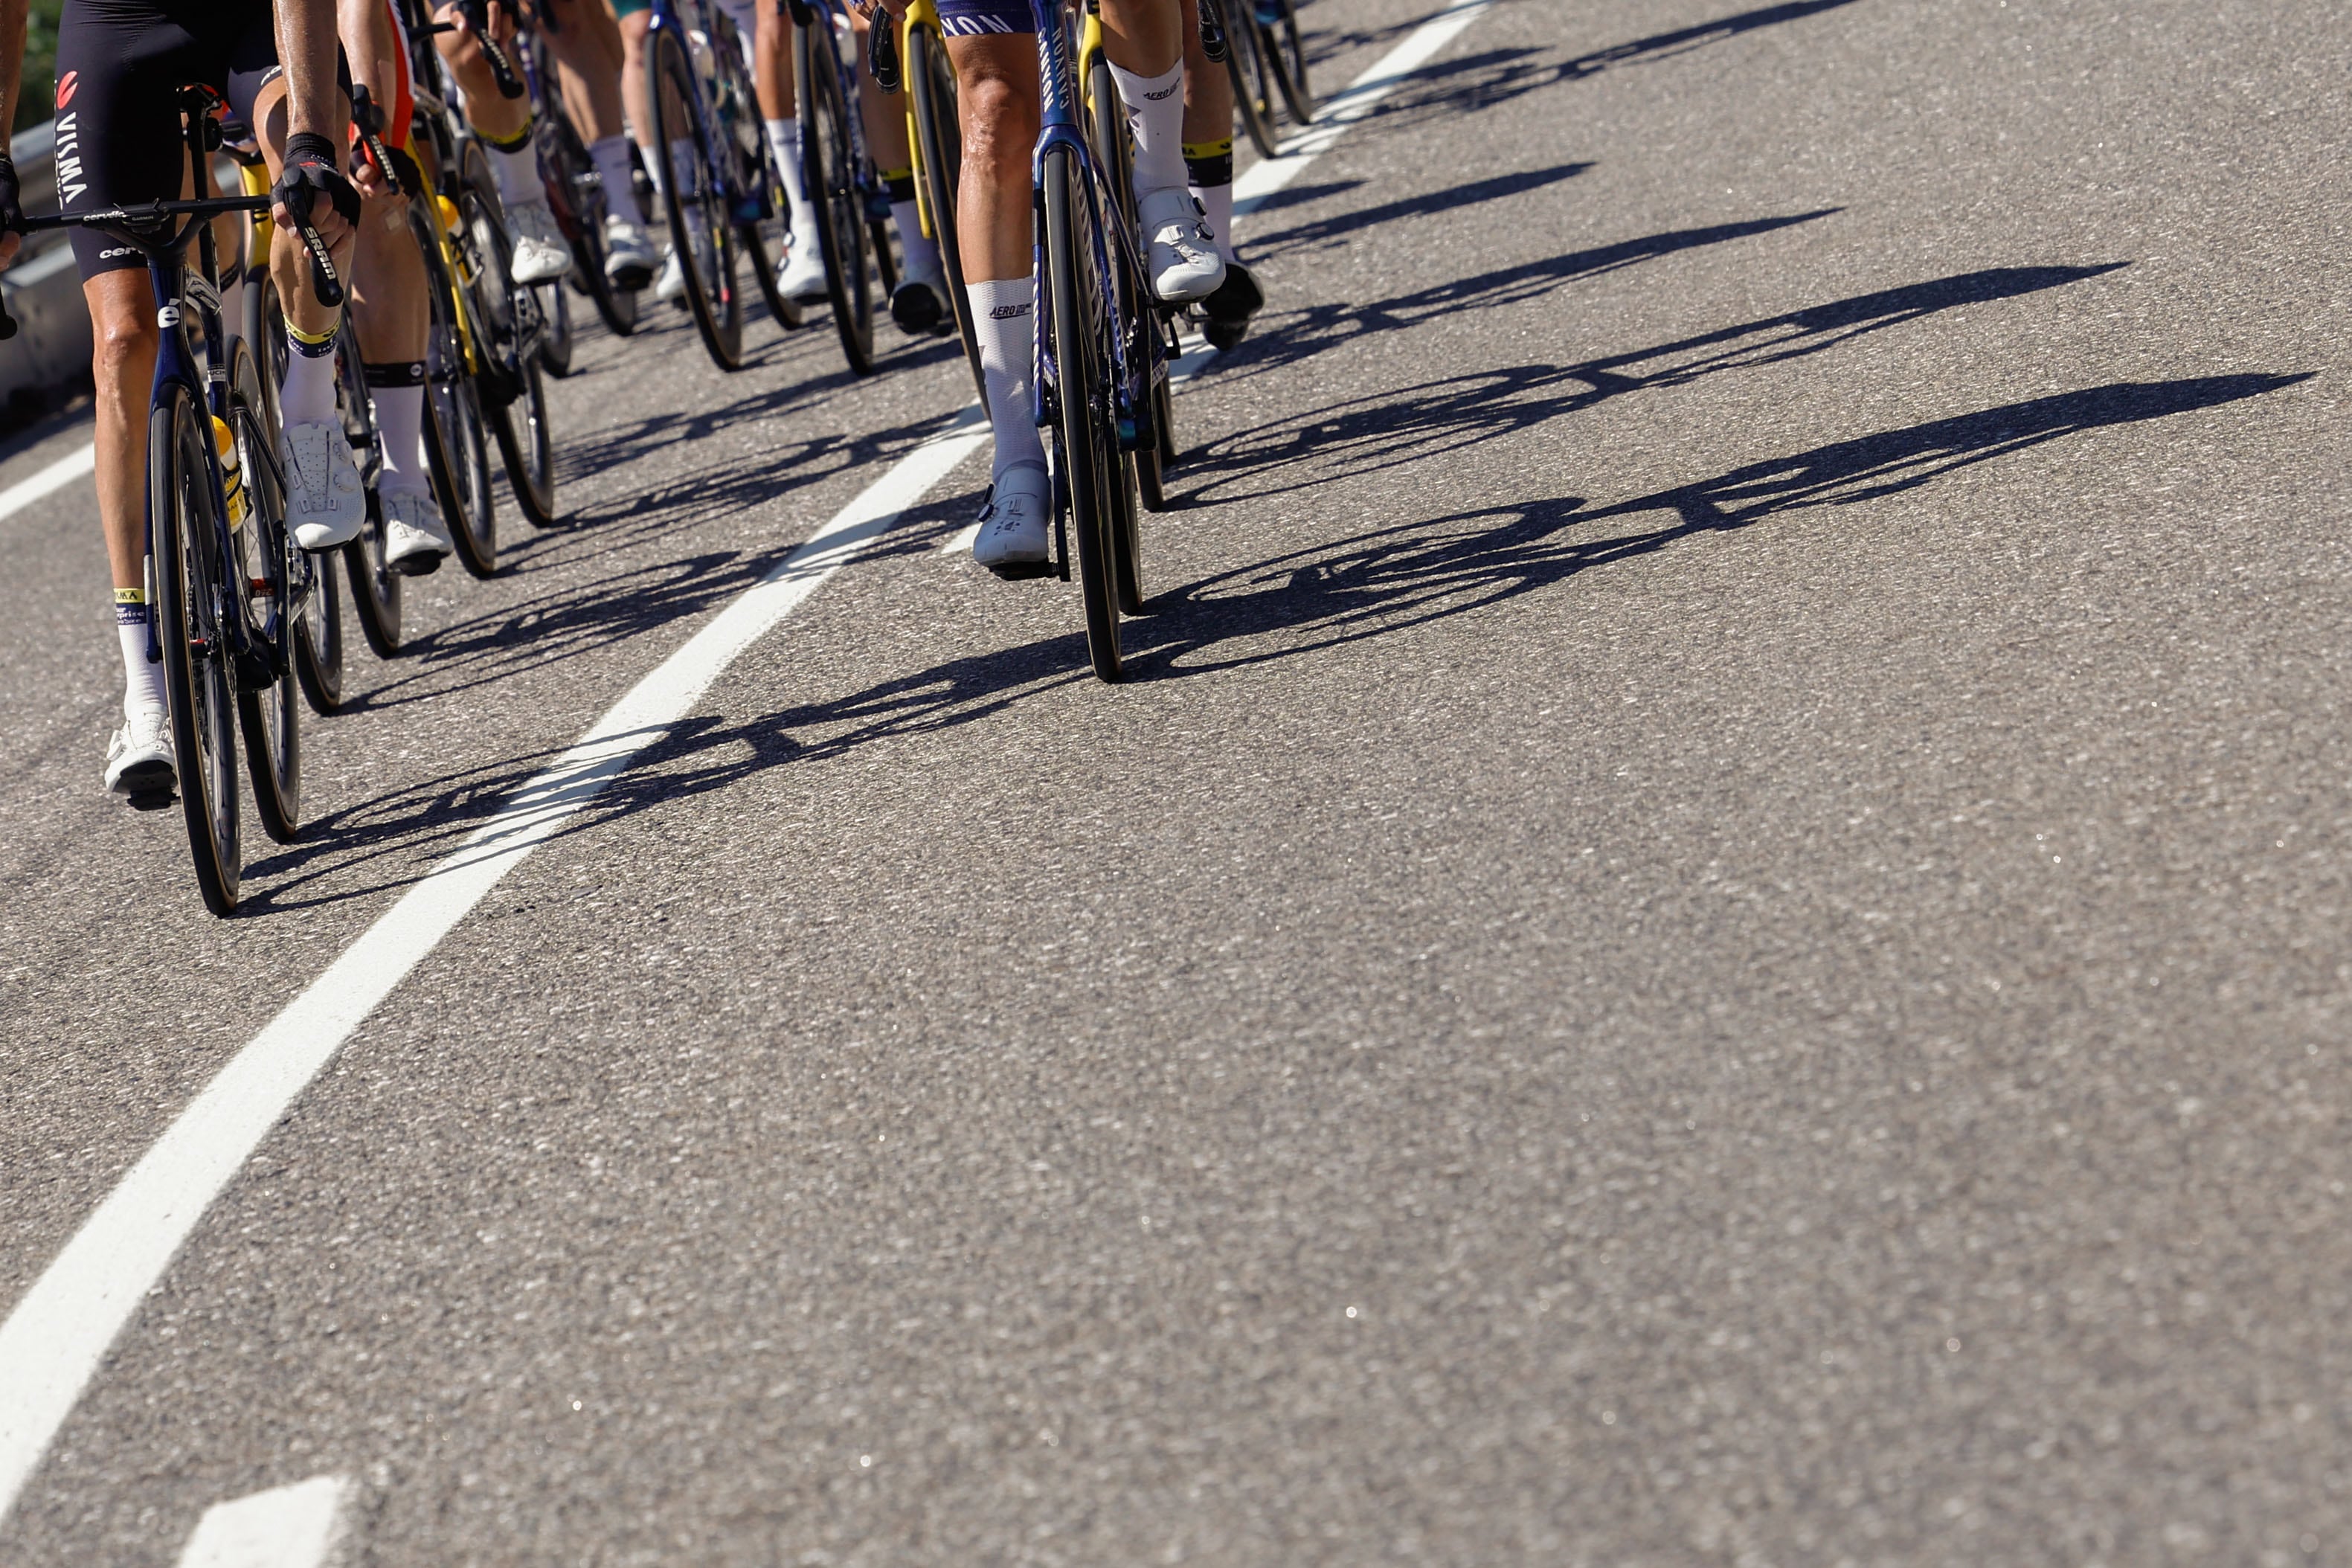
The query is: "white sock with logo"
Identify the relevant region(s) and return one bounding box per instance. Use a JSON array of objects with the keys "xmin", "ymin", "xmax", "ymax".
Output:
[
  {"xmin": 589, "ymin": 135, "xmax": 640, "ymax": 221},
  {"xmin": 1108, "ymin": 60, "xmax": 1187, "ymax": 199},
  {"xmin": 280, "ymin": 334, "xmax": 338, "ymax": 425},
  {"xmin": 764, "ymin": 118, "xmax": 817, "ymax": 241},
  {"xmin": 490, "ymin": 135, "xmax": 542, "ymax": 210},
  {"xmin": 967, "ymin": 276, "xmax": 1045, "ymax": 481},
  {"xmin": 115, "ymin": 592, "xmax": 166, "ymax": 726}
]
